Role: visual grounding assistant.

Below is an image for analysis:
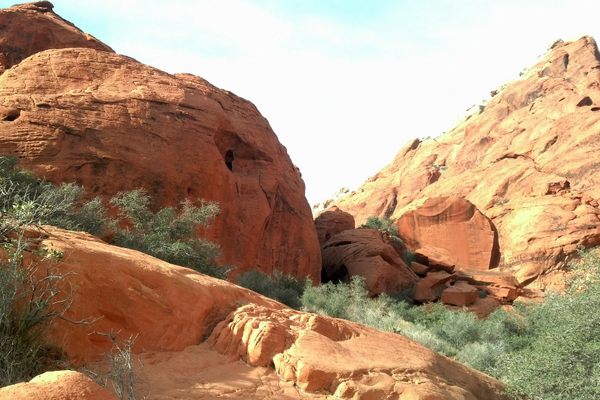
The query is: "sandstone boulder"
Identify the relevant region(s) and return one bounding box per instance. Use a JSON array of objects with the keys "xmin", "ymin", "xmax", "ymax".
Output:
[
  {"xmin": 415, "ymin": 245, "xmax": 456, "ymax": 273},
  {"xmin": 398, "ymin": 196, "xmax": 500, "ymax": 270},
  {"xmin": 0, "ymin": 370, "xmax": 115, "ymax": 400},
  {"xmin": 441, "ymin": 281, "xmax": 480, "ymax": 307},
  {"xmin": 0, "ymin": 2, "xmax": 113, "ymax": 73},
  {"xmin": 321, "ymin": 229, "xmax": 418, "ymax": 295},
  {"xmin": 456, "ymin": 269, "xmax": 521, "ymax": 303},
  {"xmin": 0, "ymin": 46, "xmax": 320, "ymax": 281},
  {"xmin": 314, "ymin": 206, "xmax": 355, "ymax": 246},
  {"xmin": 330, "ymin": 36, "xmax": 600, "ymax": 287},
  {"xmin": 413, "ymin": 271, "xmax": 455, "ymax": 303}
]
